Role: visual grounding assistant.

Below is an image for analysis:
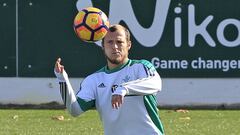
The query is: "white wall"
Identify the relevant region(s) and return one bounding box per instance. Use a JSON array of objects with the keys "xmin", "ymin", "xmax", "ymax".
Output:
[{"xmin": 0, "ymin": 77, "xmax": 240, "ymax": 106}]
